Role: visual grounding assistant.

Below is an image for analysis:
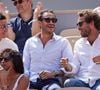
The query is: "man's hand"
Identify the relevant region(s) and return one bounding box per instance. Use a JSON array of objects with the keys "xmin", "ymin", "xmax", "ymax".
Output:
[
  {"xmin": 34, "ymin": 1, "xmax": 43, "ymax": 19},
  {"xmin": 93, "ymin": 55, "xmax": 100, "ymax": 64},
  {"xmin": 60, "ymin": 58, "xmax": 72, "ymax": 71},
  {"xmin": 39, "ymin": 70, "xmax": 54, "ymax": 79},
  {"xmin": 0, "ymin": 2, "xmax": 9, "ymax": 22}
]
